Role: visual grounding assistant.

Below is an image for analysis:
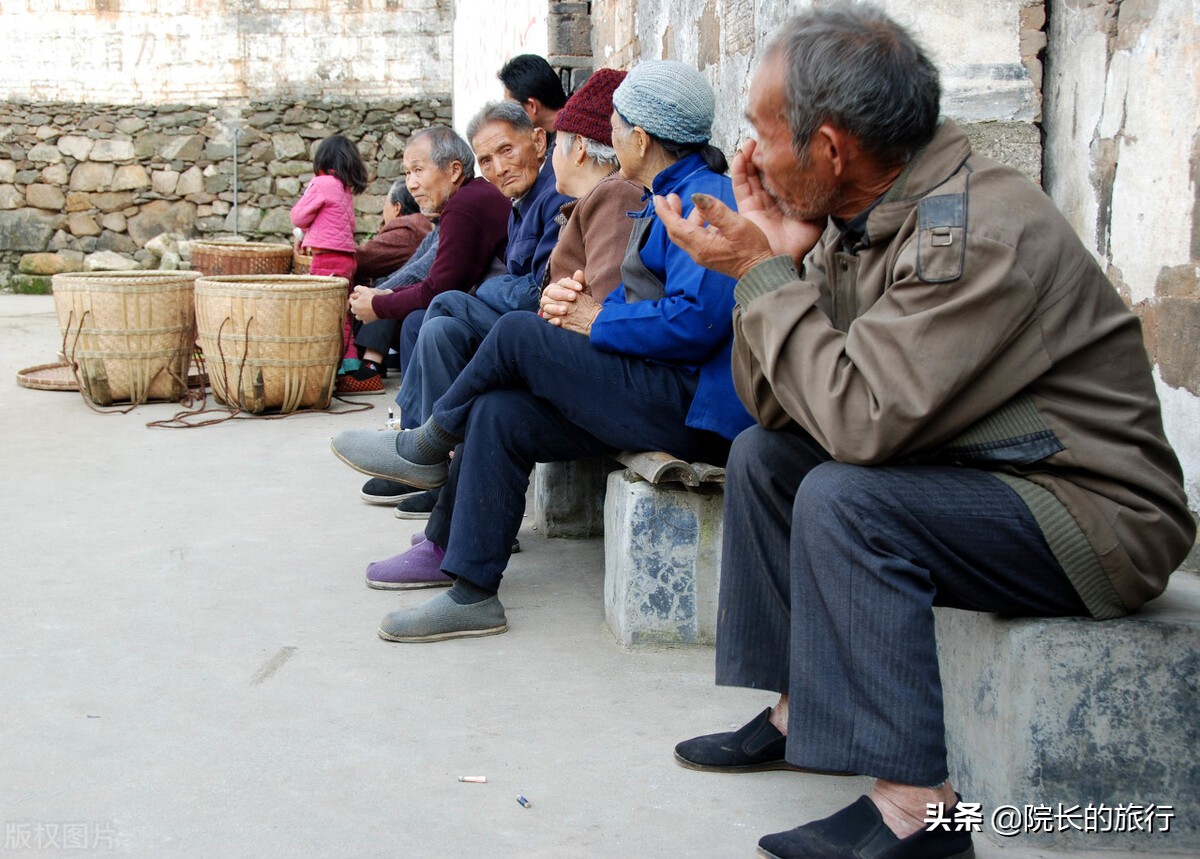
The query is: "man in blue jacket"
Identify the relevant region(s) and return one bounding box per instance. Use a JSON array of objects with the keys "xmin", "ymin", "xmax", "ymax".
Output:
[{"xmin": 360, "ymin": 100, "xmax": 573, "ymax": 511}]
